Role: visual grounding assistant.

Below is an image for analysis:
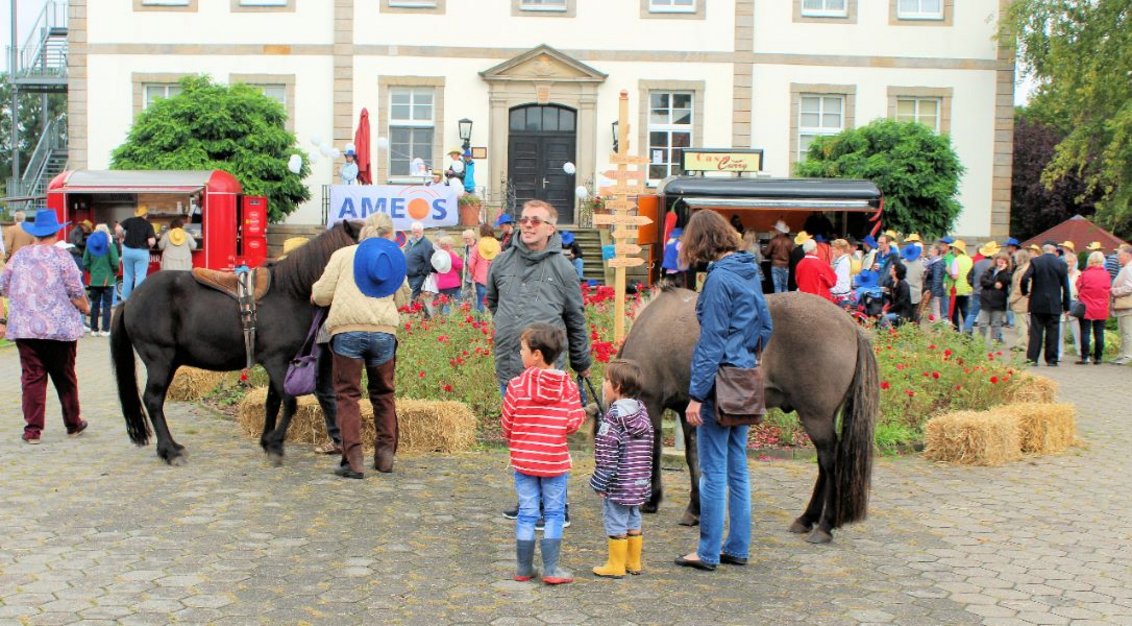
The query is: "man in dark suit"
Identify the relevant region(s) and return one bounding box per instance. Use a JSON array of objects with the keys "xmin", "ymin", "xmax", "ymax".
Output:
[{"xmin": 1020, "ymin": 242, "xmax": 1072, "ymax": 366}]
